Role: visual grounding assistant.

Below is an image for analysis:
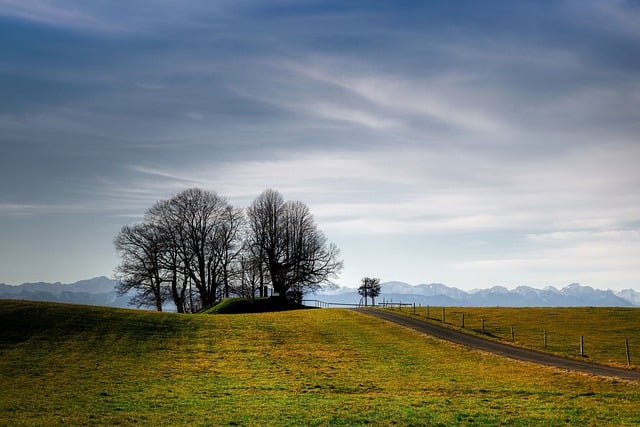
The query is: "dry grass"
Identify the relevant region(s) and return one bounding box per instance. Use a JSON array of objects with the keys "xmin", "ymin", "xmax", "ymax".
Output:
[
  {"xmin": 387, "ymin": 305, "xmax": 640, "ymax": 369},
  {"xmin": 1, "ymin": 300, "xmax": 639, "ymax": 426}
]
